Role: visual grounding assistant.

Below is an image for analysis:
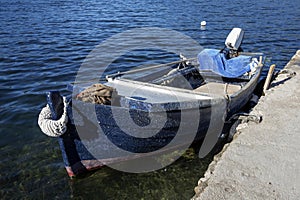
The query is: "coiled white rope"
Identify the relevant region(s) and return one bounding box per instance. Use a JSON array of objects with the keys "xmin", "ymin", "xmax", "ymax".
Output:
[{"xmin": 38, "ymin": 97, "xmax": 68, "ymax": 137}]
